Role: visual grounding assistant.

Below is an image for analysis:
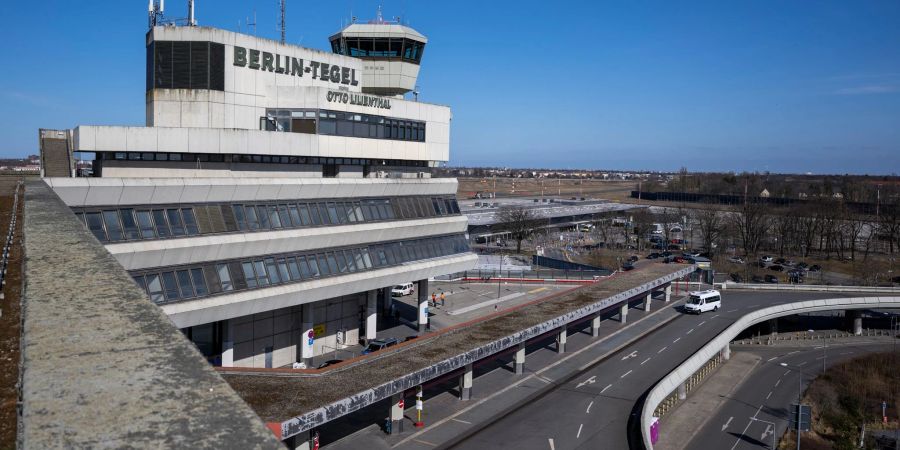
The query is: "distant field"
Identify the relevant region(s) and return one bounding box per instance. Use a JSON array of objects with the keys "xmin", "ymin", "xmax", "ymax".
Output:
[{"xmin": 457, "ymin": 178, "xmax": 636, "ymax": 202}]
